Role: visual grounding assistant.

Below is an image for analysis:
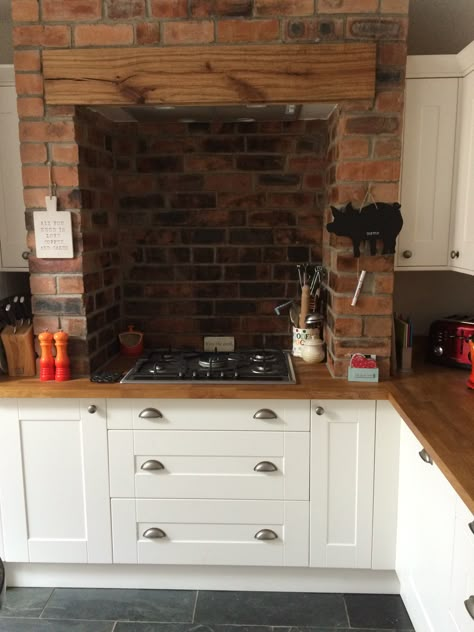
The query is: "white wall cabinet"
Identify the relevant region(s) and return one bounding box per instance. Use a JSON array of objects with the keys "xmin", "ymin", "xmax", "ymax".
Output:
[
  {"xmin": 397, "ymin": 41, "xmax": 474, "ymax": 274},
  {"xmin": 0, "ymin": 66, "xmax": 27, "ymax": 270},
  {"xmin": 450, "ymin": 67, "xmax": 474, "ymax": 275},
  {"xmin": 0, "ymin": 399, "xmax": 112, "ymax": 563},
  {"xmin": 397, "ymin": 77, "xmax": 458, "ymax": 269}
]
